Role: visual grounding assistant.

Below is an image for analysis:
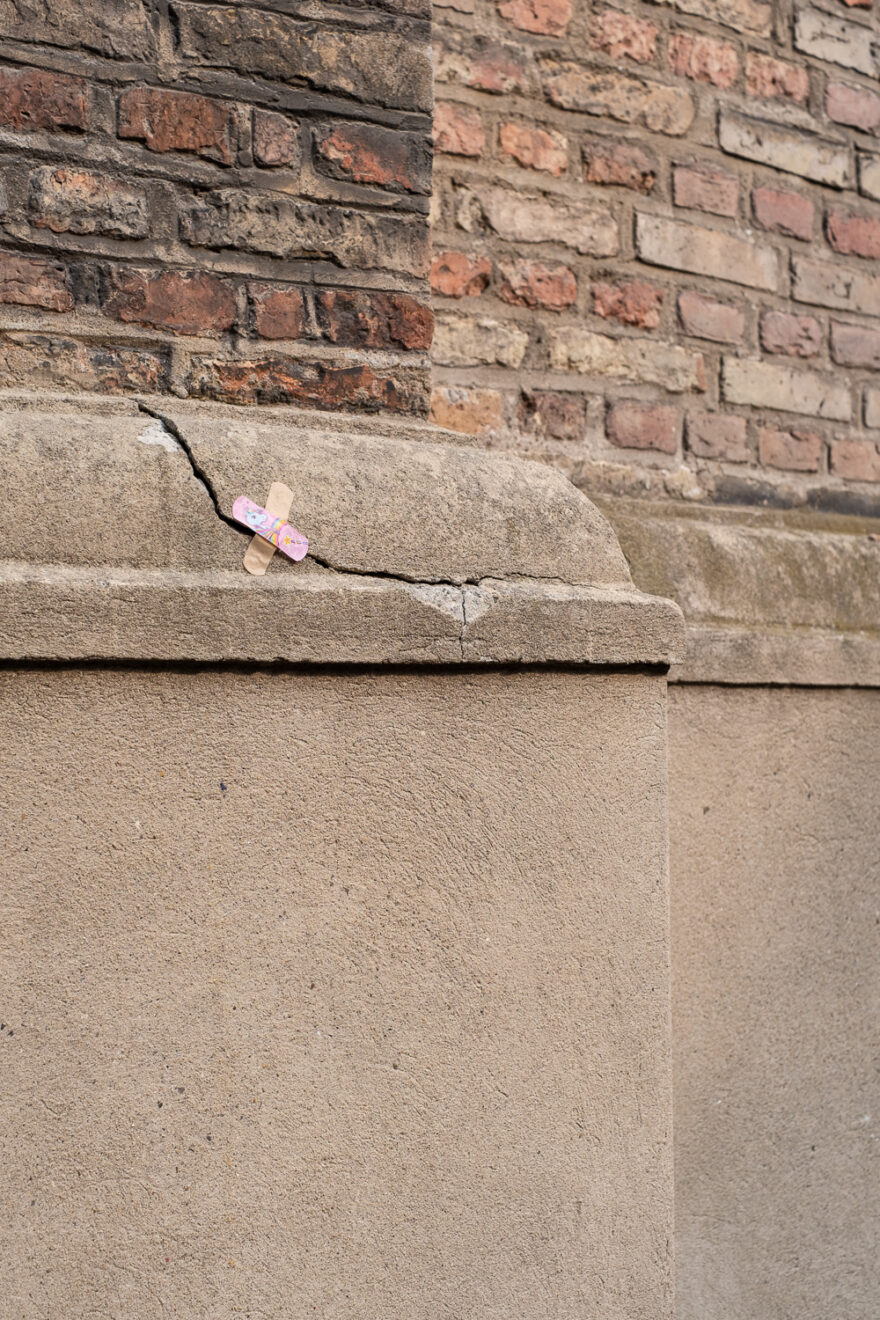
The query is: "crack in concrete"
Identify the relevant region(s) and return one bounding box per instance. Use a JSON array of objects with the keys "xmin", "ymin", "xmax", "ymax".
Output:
[
  {"xmin": 136, "ymin": 402, "xmax": 593, "ymax": 598},
  {"xmin": 138, "ymin": 403, "xmax": 243, "ymax": 536},
  {"xmin": 136, "ymin": 404, "xmax": 478, "ymax": 626},
  {"xmin": 135, "ymin": 403, "xmax": 618, "ymax": 666}
]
